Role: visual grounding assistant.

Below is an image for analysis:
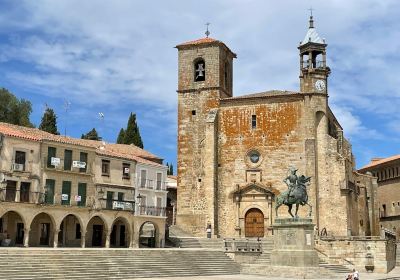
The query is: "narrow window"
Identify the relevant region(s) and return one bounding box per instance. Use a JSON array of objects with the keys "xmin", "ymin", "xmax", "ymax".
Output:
[
  {"xmin": 15, "ymin": 151, "xmax": 26, "ymax": 165},
  {"xmin": 64, "ymin": 150, "xmax": 72, "ymax": 171},
  {"xmin": 106, "ymin": 191, "xmax": 114, "ymax": 209},
  {"xmin": 61, "ymin": 181, "xmax": 71, "ymax": 205},
  {"xmin": 122, "ymin": 163, "xmax": 130, "ymax": 179},
  {"xmin": 77, "ymin": 183, "xmax": 87, "ymax": 207},
  {"xmin": 79, "ymin": 152, "xmax": 88, "ymax": 173},
  {"xmin": 118, "ymin": 192, "xmax": 124, "ymax": 201},
  {"xmin": 224, "ymin": 61, "xmax": 229, "ymax": 90},
  {"xmin": 192, "ymin": 110, "xmax": 196, "ymax": 116},
  {"xmin": 140, "ymin": 170, "xmax": 147, "ymax": 188},
  {"xmin": 194, "ymin": 59, "xmax": 205, "ymax": 82},
  {"xmin": 47, "ymin": 147, "xmax": 56, "ymax": 168},
  {"xmin": 156, "ymin": 172, "xmax": 162, "ymax": 190},
  {"xmin": 251, "ymin": 115, "xmax": 257, "ymax": 129},
  {"xmin": 45, "ymin": 179, "xmax": 55, "ymax": 204},
  {"xmin": 102, "ymin": 160, "xmax": 110, "ymax": 176}
]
